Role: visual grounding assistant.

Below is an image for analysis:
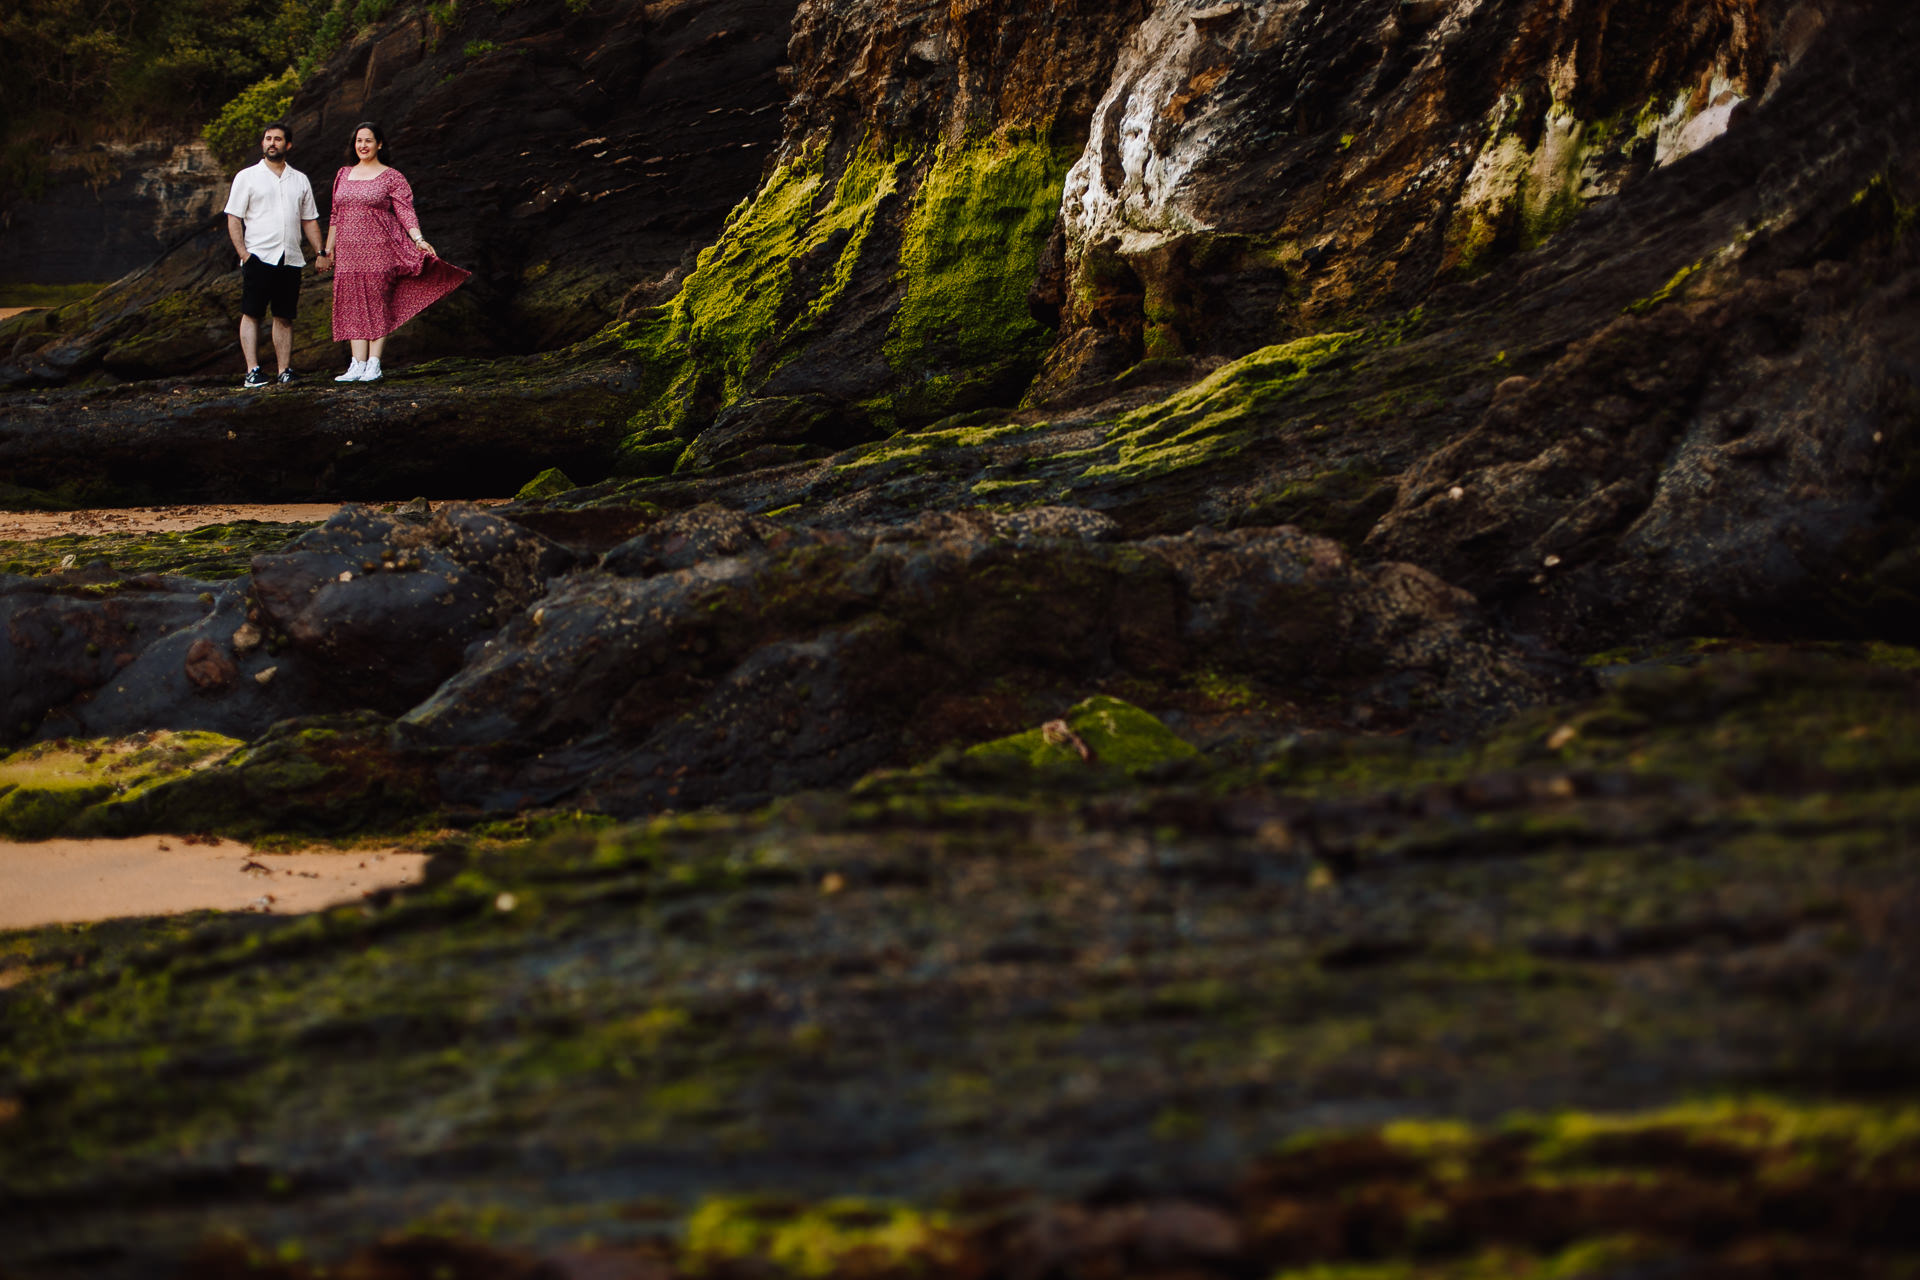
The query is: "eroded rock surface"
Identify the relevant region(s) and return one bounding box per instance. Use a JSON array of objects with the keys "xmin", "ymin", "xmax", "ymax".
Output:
[{"xmin": 399, "ymin": 506, "xmax": 1575, "ymax": 814}]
